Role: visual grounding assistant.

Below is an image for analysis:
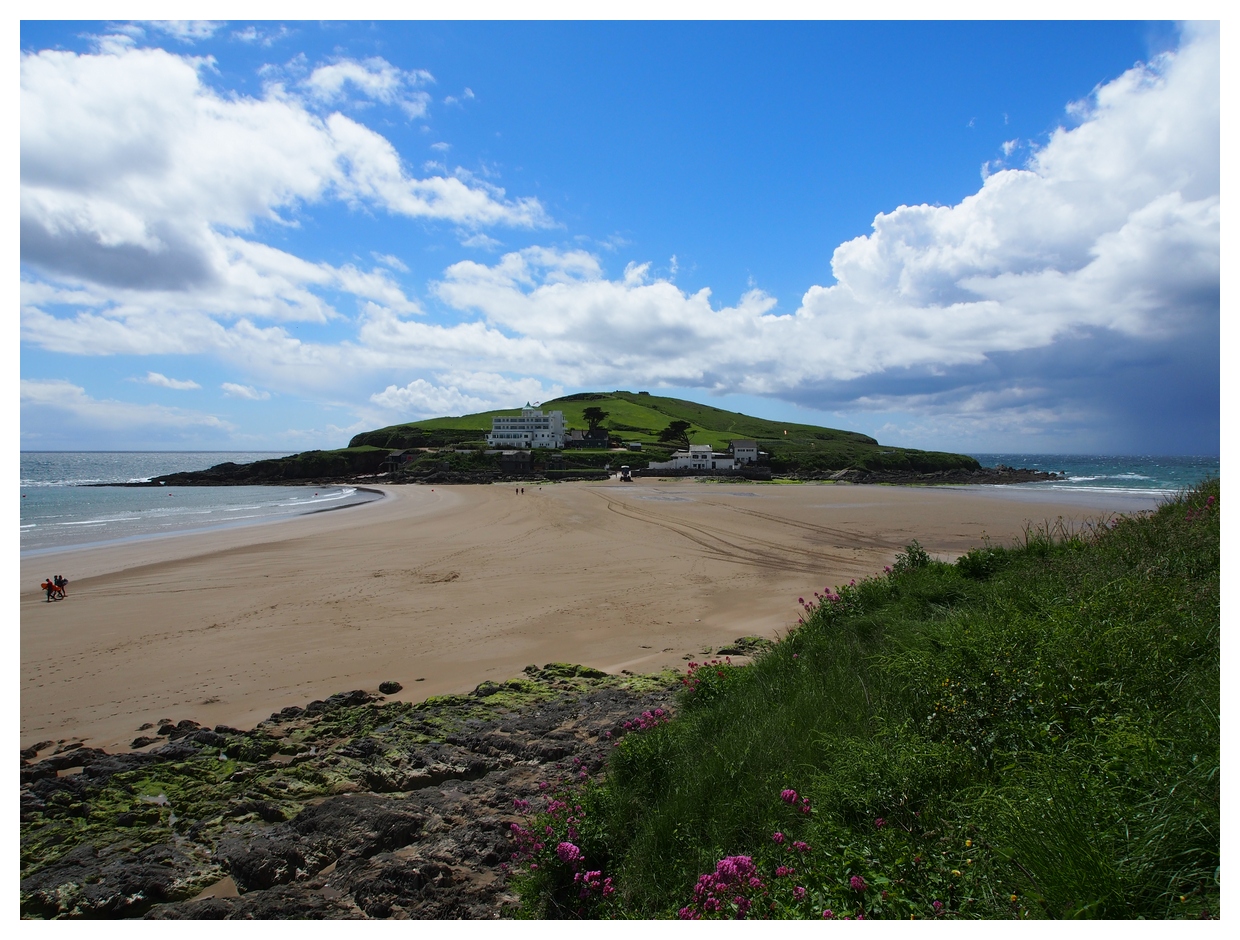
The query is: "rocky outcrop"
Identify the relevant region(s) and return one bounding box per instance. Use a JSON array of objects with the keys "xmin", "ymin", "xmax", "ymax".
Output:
[
  {"xmin": 801, "ymin": 465, "xmax": 1064, "ymax": 485},
  {"xmin": 20, "ymin": 665, "xmax": 682, "ymax": 919}
]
